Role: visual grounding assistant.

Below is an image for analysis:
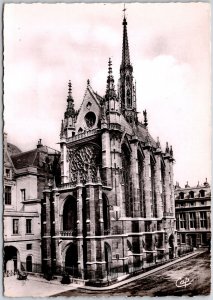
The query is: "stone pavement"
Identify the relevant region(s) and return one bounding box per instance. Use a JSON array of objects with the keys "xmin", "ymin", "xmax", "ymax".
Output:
[
  {"xmin": 79, "ymin": 250, "xmax": 203, "ymax": 292},
  {"xmin": 4, "ymin": 274, "xmax": 80, "ymax": 297}
]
